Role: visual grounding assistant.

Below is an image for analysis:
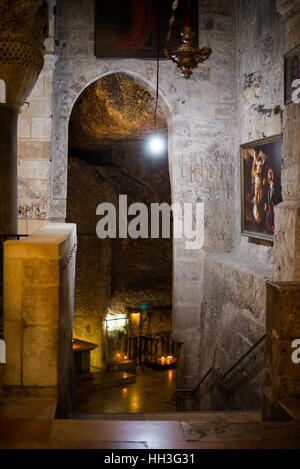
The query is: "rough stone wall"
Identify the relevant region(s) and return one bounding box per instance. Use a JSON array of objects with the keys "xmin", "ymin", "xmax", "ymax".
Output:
[
  {"xmin": 199, "ymin": 0, "xmax": 285, "ymax": 410},
  {"xmin": 273, "ymin": 2, "xmax": 300, "ymax": 282},
  {"xmin": 66, "ymin": 156, "xmax": 112, "ymax": 369},
  {"xmin": 67, "ymin": 131, "xmax": 172, "ymax": 368},
  {"xmin": 129, "ymin": 310, "xmax": 172, "ymax": 339},
  {"xmin": 17, "ymin": 1, "xmax": 56, "ymax": 235}
]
